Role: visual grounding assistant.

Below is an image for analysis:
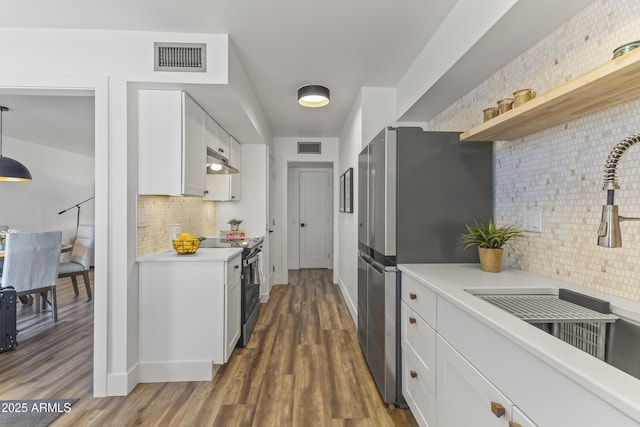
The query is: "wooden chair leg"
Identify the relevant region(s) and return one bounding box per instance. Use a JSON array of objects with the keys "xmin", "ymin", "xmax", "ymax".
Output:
[
  {"xmin": 70, "ymin": 275, "xmax": 80, "ymax": 296},
  {"xmin": 82, "ymin": 270, "xmax": 92, "ymax": 300}
]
